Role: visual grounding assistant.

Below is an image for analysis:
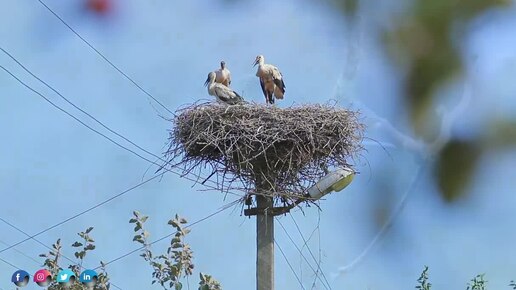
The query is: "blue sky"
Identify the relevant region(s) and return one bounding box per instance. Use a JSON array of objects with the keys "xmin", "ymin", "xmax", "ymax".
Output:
[{"xmin": 1, "ymin": 0, "xmax": 516, "ymax": 289}]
